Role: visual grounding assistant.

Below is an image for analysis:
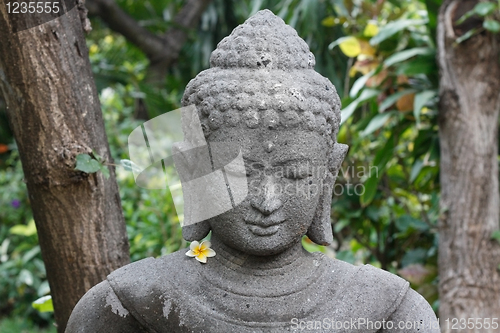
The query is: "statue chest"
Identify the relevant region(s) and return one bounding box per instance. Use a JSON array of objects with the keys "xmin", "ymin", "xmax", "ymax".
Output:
[
  {"xmin": 108, "ymin": 254, "xmax": 409, "ymax": 332},
  {"xmin": 162, "ymin": 270, "xmax": 335, "ymax": 332}
]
